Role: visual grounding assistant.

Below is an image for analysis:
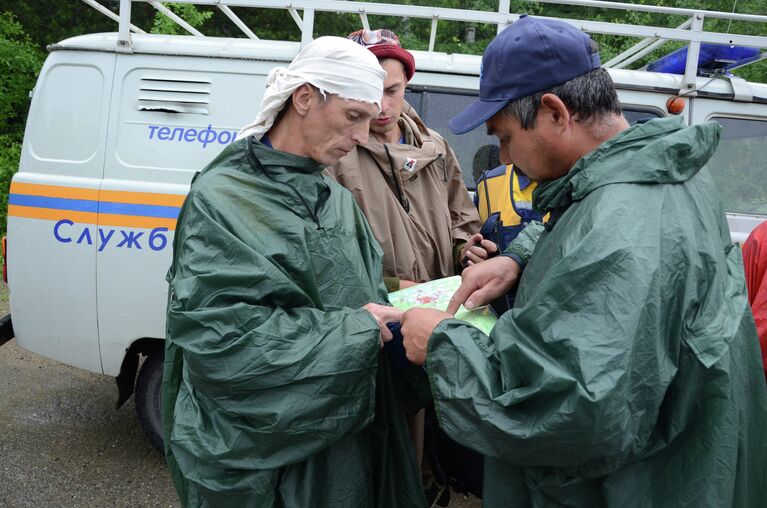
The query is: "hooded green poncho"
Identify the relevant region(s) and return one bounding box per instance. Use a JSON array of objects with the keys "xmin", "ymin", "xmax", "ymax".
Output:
[
  {"xmin": 428, "ymin": 117, "xmax": 767, "ymax": 507},
  {"xmin": 163, "ymin": 138, "xmax": 426, "ymax": 507}
]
